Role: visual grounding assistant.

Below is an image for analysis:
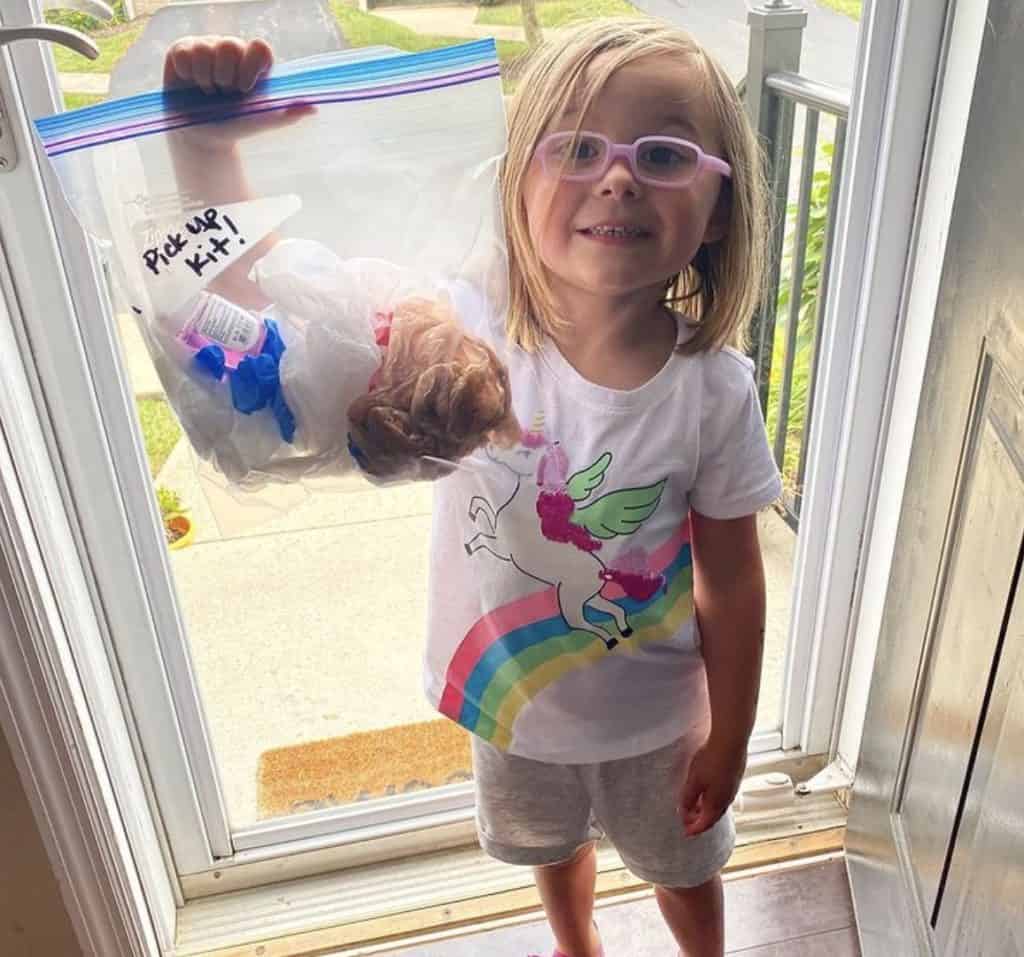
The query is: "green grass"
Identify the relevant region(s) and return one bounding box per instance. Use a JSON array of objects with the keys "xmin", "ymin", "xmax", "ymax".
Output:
[
  {"xmin": 476, "ymin": 0, "xmax": 637, "ymax": 28},
  {"xmin": 53, "ymin": 21, "xmax": 142, "ymax": 74},
  {"xmin": 332, "ymin": 2, "xmax": 527, "ymax": 60},
  {"xmin": 136, "ymin": 398, "xmax": 182, "ymax": 478},
  {"xmin": 62, "ymin": 92, "xmax": 105, "ymax": 110},
  {"xmin": 330, "ymin": 2, "xmax": 526, "ymax": 88},
  {"xmin": 818, "ymin": 0, "xmax": 861, "ymax": 19},
  {"xmin": 764, "ymin": 321, "xmax": 811, "ymax": 498}
]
